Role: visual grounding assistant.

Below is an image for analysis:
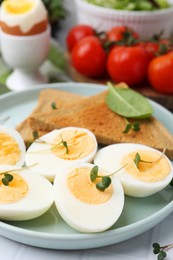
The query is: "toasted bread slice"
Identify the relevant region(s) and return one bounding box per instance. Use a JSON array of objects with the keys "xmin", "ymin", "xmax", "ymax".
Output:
[
  {"xmin": 28, "ymin": 90, "xmax": 173, "ymax": 160},
  {"xmin": 16, "ymin": 118, "xmax": 49, "ymax": 148},
  {"xmin": 29, "ymin": 88, "xmax": 86, "ymax": 114},
  {"xmin": 16, "ymin": 88, "xmax": 85, "ymax": 144}
]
